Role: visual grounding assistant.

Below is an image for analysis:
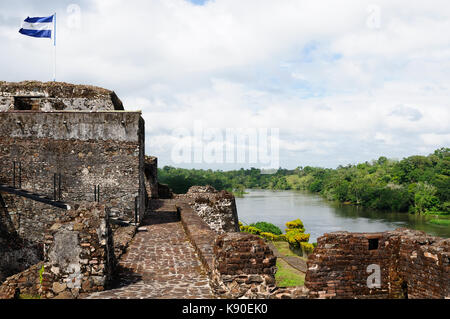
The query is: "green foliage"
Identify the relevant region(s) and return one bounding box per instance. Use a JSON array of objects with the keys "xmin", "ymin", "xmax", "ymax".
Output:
[
  {"xmin": 249, "ymin": 222, "xmax": 282, "ymax": 235},
  {"xmin": 158, "ymin": 148, "xmax": 450, "ymax": 215},
  {"xmin": 300, "ymin": 242, "xmax": 315, "ymax": 254},
  {"xmin": 429, "ymin": 219, "xmax": 450, "ymax": 226},
  {"xmin": 239, "ymin": 225, "xmax": 261, "ymax": 235},
  {"xmin": 285, "ymin": 219, "xmax": 304, "ymax": 231},
  {"xmin": 413, "ymin": 182, "xmax": 440, "ymax": 213},
  {"xmin": 285, "ymin": 229, "xmax": 310, "ymax": 248}
]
